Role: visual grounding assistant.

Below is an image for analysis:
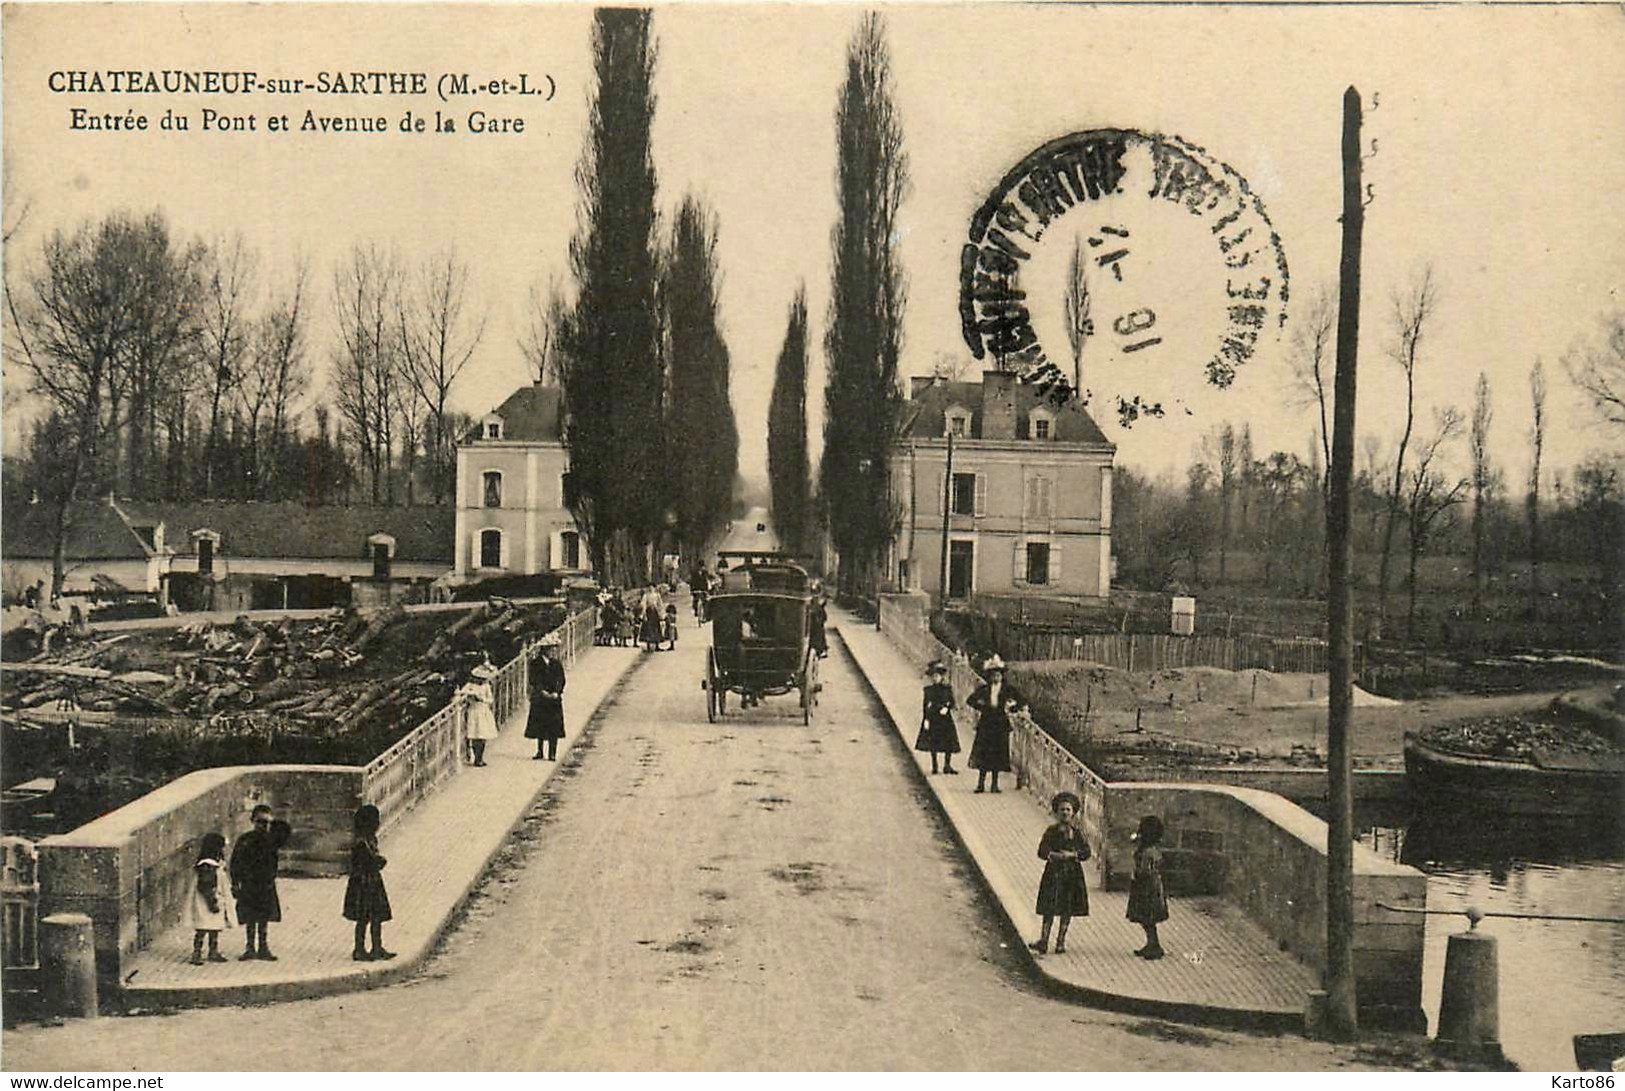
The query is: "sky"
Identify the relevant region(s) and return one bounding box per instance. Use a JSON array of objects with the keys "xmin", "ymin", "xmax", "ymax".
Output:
[{"xmin": 4, "ymin": 2, "xmax": 1622, "ymax": 491}]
